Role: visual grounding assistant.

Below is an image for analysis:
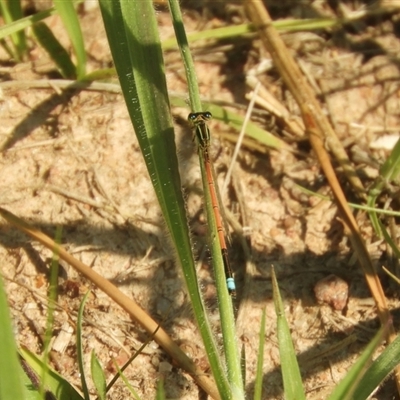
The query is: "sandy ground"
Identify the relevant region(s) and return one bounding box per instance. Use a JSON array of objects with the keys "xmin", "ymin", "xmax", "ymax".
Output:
[{"xmin": 1, "ymin": 1, "xmax": 400, "ymax": 399}]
